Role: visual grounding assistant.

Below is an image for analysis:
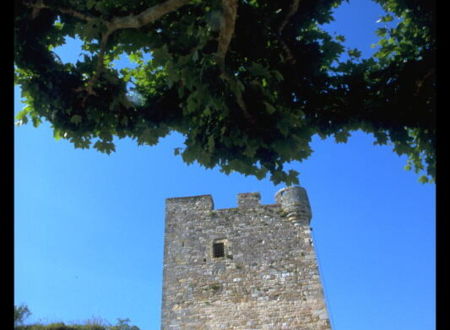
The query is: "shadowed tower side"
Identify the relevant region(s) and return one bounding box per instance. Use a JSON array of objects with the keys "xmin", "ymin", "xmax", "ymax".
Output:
[{"xmin": 161, "ymin": 186, "xmax": 330, "ymax": 329}]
